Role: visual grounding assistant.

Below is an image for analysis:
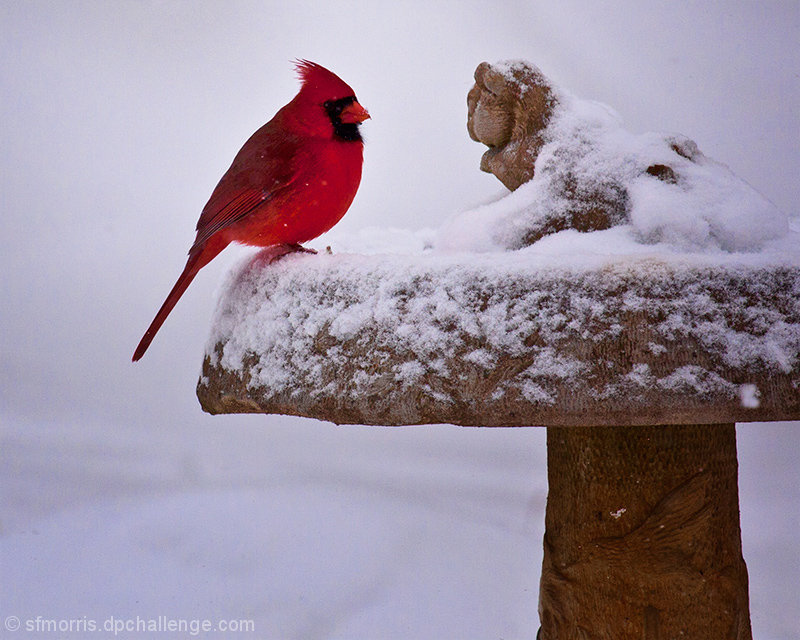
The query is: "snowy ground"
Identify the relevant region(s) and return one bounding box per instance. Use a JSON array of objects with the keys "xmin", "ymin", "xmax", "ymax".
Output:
[{"xmin": 2, "ymin": 411, "xmax": 798, "ymax": 639}]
